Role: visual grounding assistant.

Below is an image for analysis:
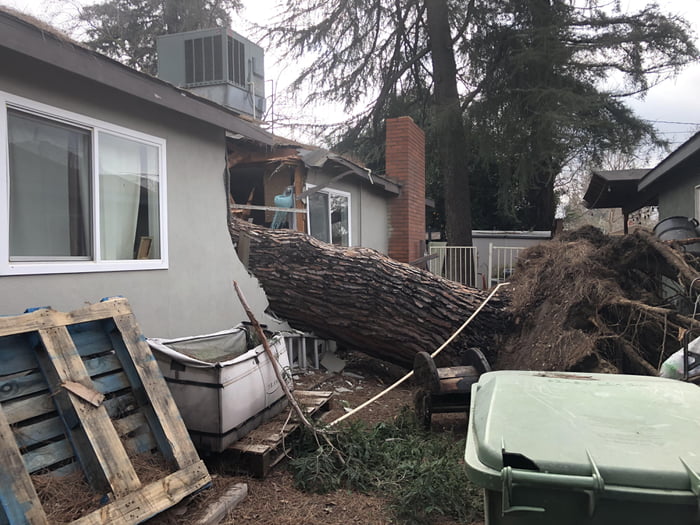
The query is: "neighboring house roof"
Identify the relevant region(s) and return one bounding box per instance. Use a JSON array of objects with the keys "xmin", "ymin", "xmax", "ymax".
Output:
[
  {"xmin": 638, "ymin": 131, "xmax": 700, "ymax": 191},
  {"xmin": 0, "ymin": 8, "xmax": 274, "ymax": 145},
  {"xmin": 584, "ymin": 130, "xmax": 700, "ymax": 215},
  {"xmin": 583, "ymin": 169, "xmax": 654, "ymax": 213}
]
